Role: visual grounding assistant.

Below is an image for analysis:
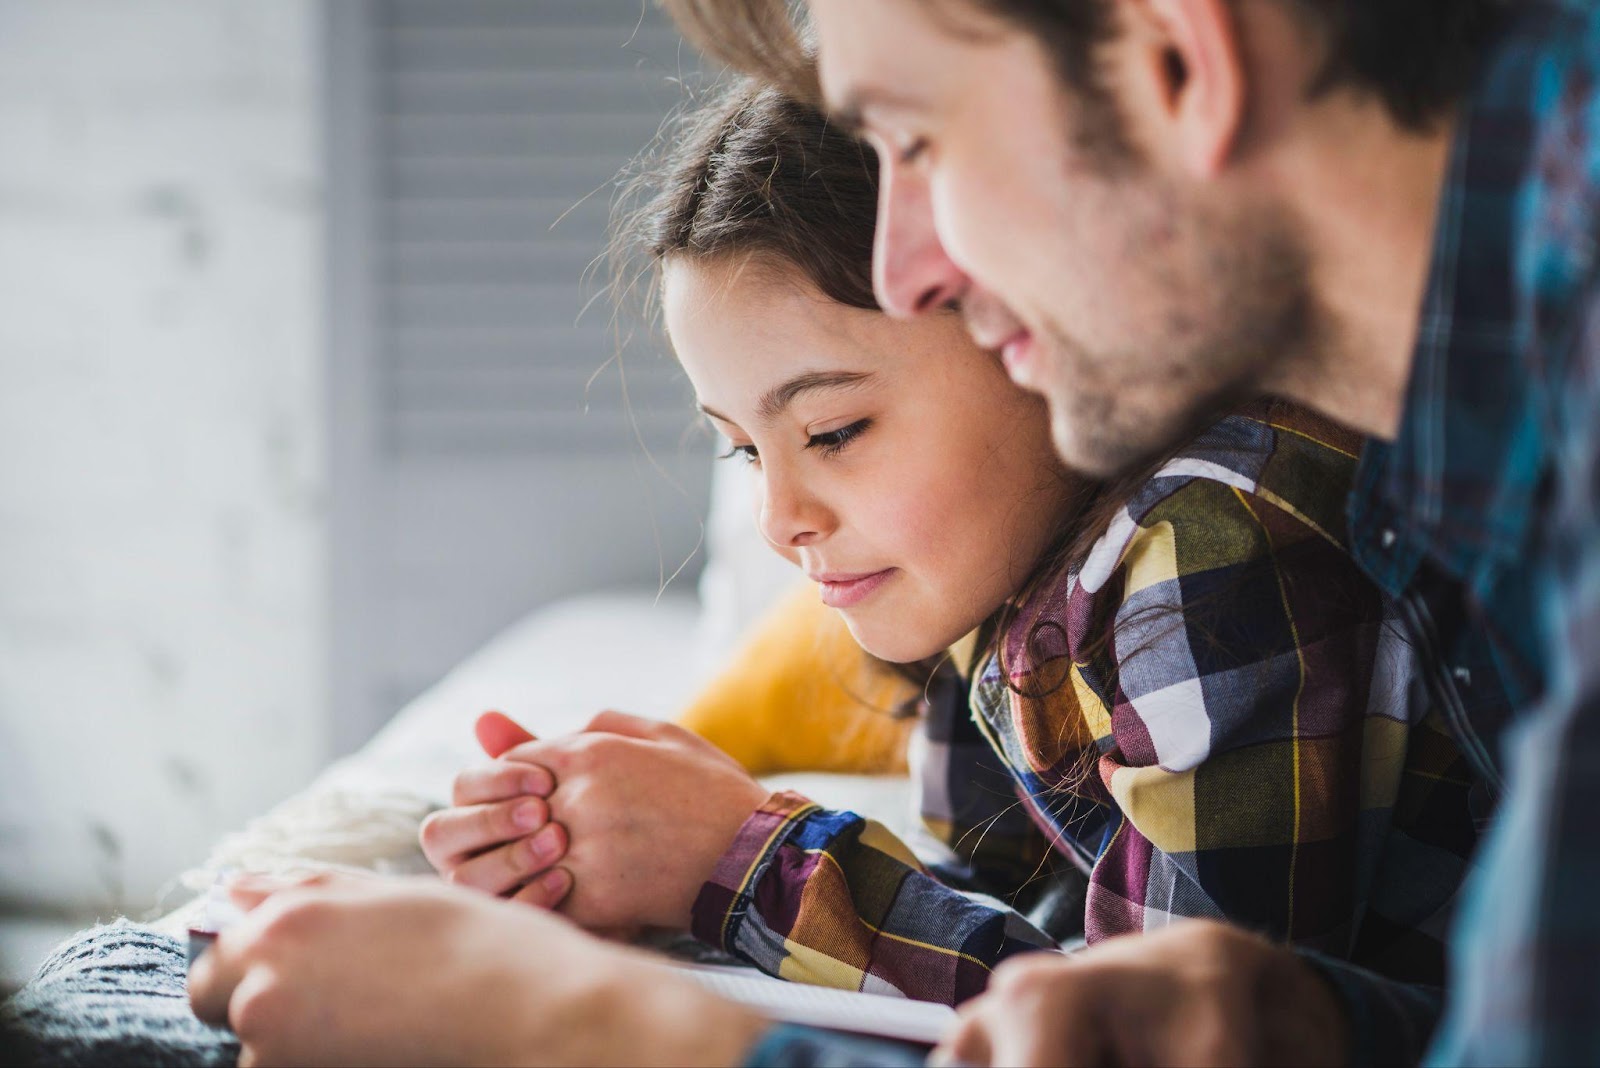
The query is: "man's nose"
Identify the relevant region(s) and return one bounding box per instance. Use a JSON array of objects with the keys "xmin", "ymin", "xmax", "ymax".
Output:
[{"xmin": 873, "ymin": 163, "xmax": 968, "ymax": 318}]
